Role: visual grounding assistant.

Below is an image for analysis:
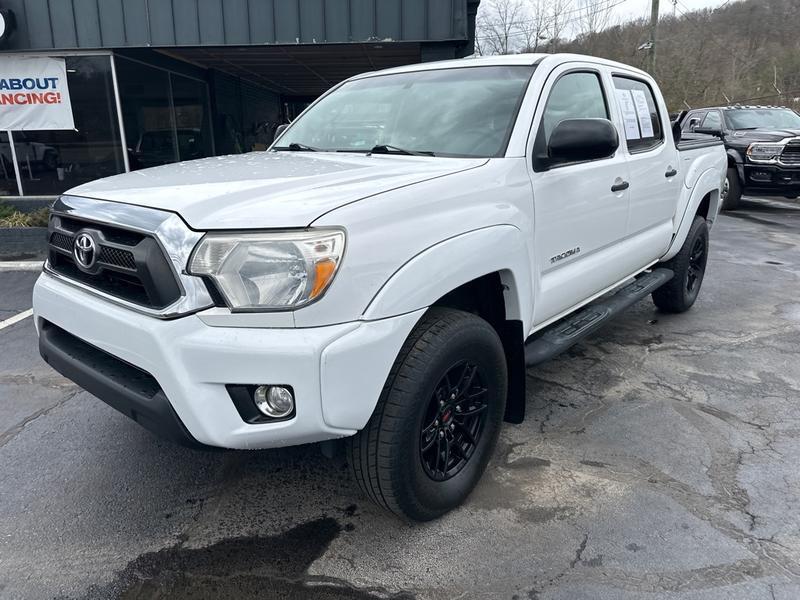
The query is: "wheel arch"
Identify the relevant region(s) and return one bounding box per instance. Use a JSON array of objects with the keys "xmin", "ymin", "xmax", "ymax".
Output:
[
  {"xmin": 362, "ymin": 225, "xmax": 533, "ymax": 424},
  {"xmin": 362, "ymin": 225, "xmax": 532, "ymax": 327},
  {"xmin": 664, "ymin": 170, "xmax": 721, "ymax": 262}
]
